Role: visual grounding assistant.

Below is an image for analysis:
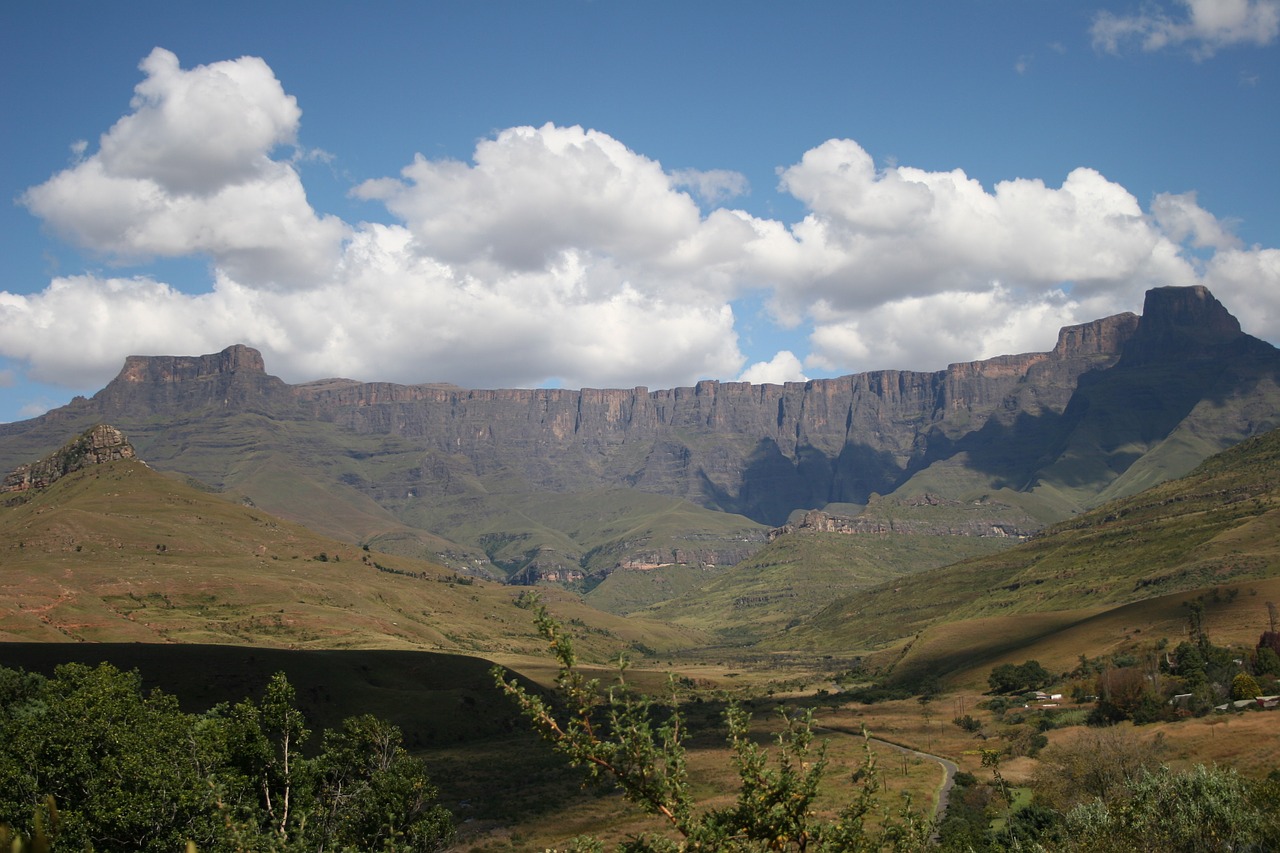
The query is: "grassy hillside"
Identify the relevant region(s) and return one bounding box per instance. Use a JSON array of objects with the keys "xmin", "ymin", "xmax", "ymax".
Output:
[
  {"xmin": 780, "ymin": 426, "xmax": 1280, "ymax": 681},
  {"xmin": 96, "ymin": 411, "xmax": 770, "ymax": 582},
  {"xmin": 639, "ymin": 528, "xmax": 1015, "ymax": 644},
  {"xmin": 399, "ymin": 486, "xmax": 765, "ymax": 580},
  {"xmin": 583, "ymin": 562, "xmax": 728, "ymax": 615},
  {"xmin": 884, "ymin": 575, "xmax": 1280, "ymax": 692},
  {"xmin": 0, "ymin": 458, "xmax": 707, "ymax": 660},
  {"xmin": 1029, "ymin": 354, "xmax": 1280, "ymax": 512}
]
